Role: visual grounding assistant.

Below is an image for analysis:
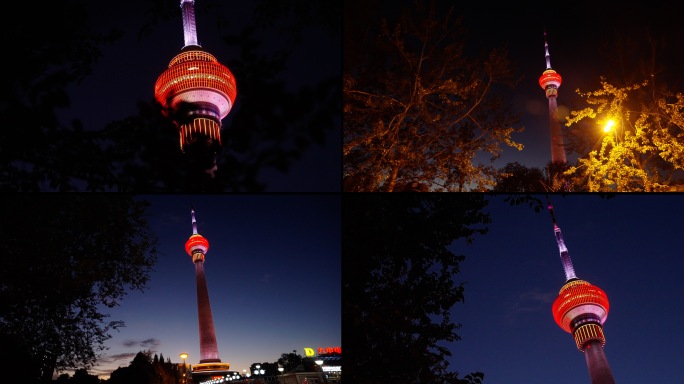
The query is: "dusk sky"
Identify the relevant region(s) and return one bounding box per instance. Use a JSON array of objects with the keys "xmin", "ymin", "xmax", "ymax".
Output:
[
  {"xmin": 445, "ymin": 194, "xmax": 683, "ymax": 383},
  {"xmin": 49, "ymin": 0, "xmax": 340, "ymax": 191},
  {"xmin": 347, "ymin": 1, "xmax": 682, "ymax": 171},
  {"xmin": 80, "ymin": 195, "xmax": 340, "ymax": 379}
]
